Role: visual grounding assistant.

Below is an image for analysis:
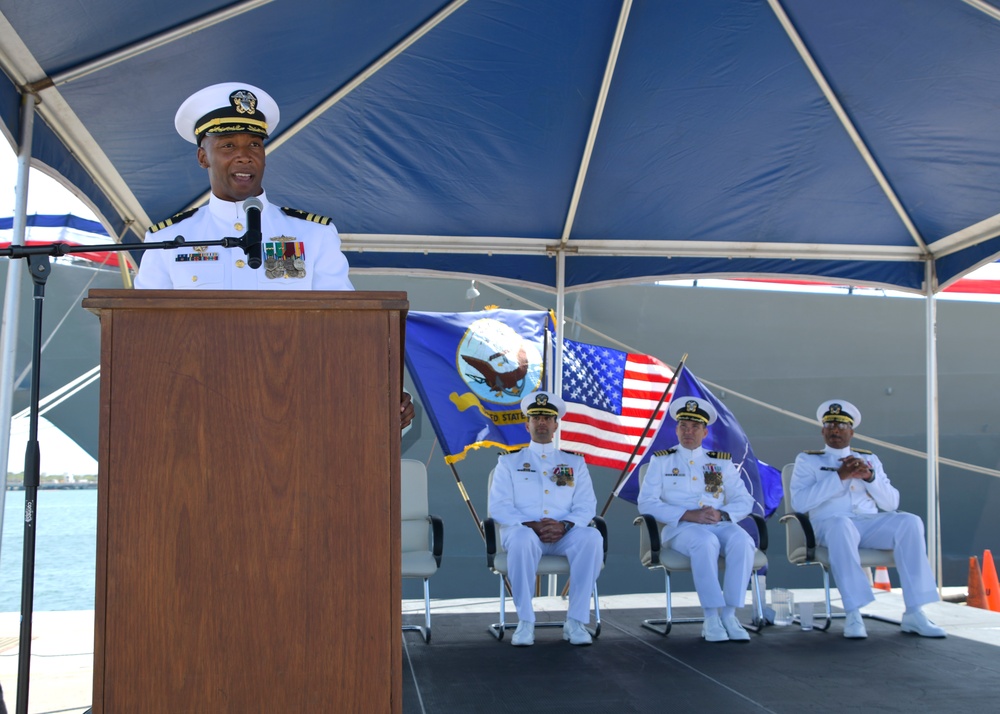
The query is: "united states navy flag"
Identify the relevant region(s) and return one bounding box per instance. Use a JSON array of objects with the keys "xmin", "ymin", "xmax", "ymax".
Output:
[{"xmin": 405, "ymin": 309, "xmax": 553, "ymax": 463}]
